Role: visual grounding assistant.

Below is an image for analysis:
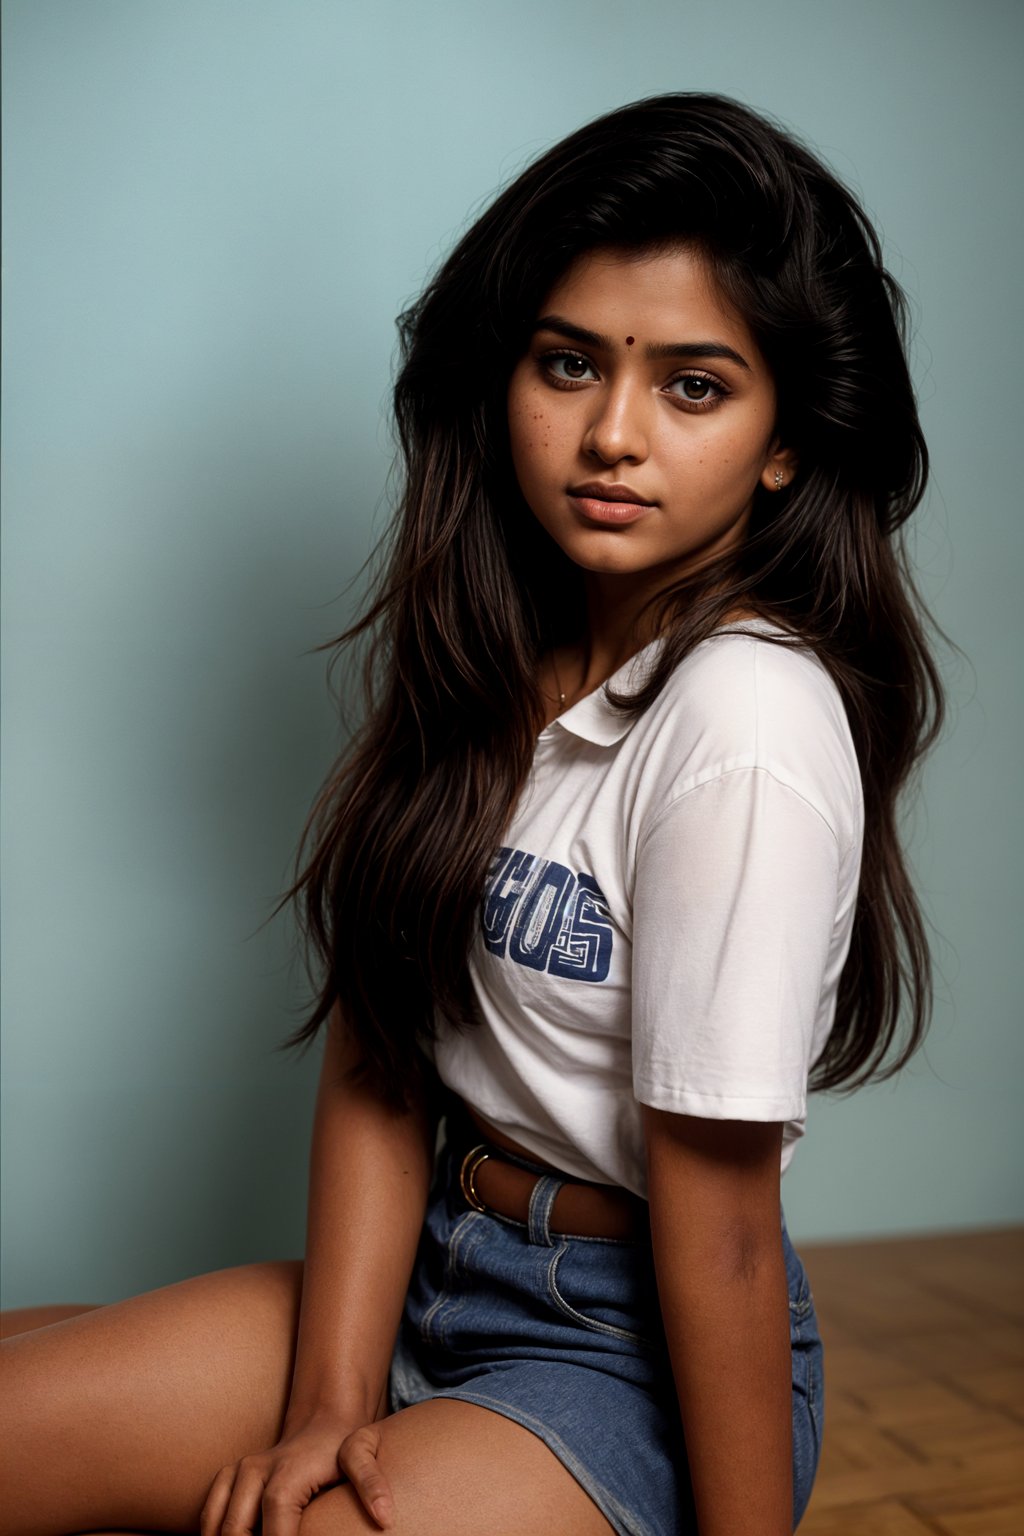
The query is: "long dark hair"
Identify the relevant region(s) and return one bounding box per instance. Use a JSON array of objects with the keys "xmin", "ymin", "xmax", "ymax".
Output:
[{"xmin": 283, "ymin": 93, "xmax": 945, "ymax": 1109}]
